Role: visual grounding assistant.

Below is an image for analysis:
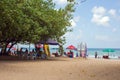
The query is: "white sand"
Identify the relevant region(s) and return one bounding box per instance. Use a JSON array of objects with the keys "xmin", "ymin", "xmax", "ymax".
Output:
[{"xmin": 0, "ymin": 57, "xmax": 120, "ymax": 80}]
